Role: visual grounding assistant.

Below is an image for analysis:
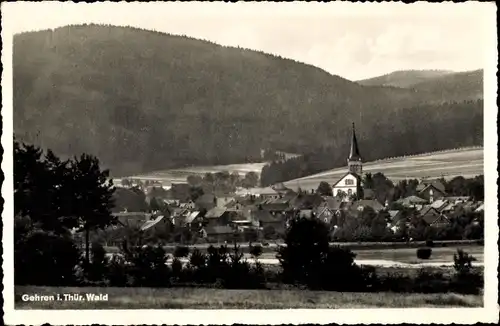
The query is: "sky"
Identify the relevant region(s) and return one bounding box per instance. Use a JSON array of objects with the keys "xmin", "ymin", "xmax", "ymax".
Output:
[{"xmin": 2, "ymin": 1, "xmax": 494, "ymax": 80}]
